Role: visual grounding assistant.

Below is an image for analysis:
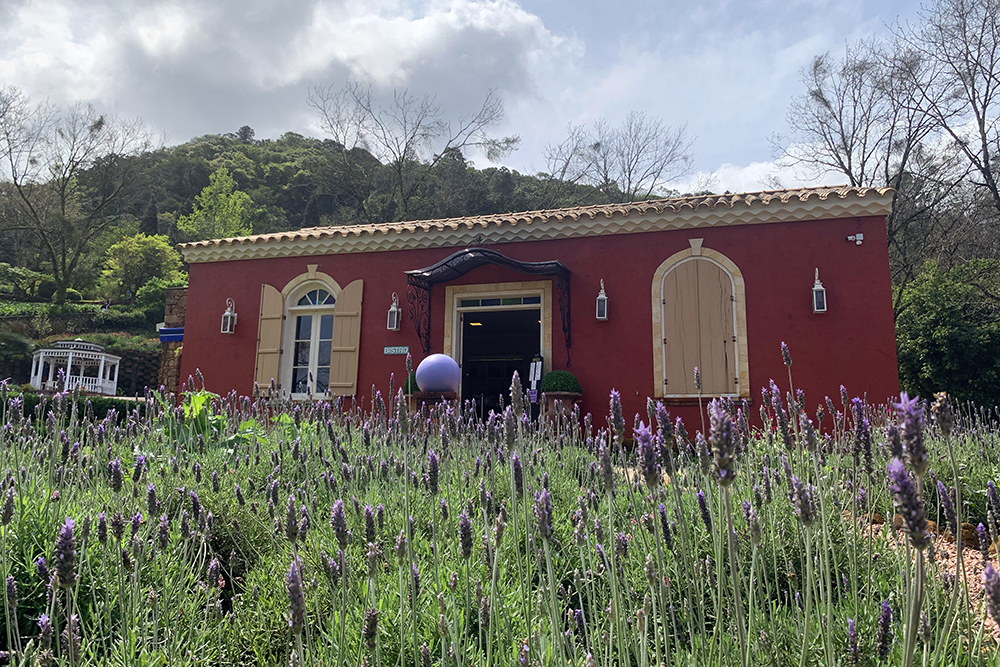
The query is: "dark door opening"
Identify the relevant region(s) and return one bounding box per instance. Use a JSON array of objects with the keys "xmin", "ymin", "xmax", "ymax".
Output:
[{"xmin": 461, "ymin": 309, "xmax": 540, "ymax": 417}]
